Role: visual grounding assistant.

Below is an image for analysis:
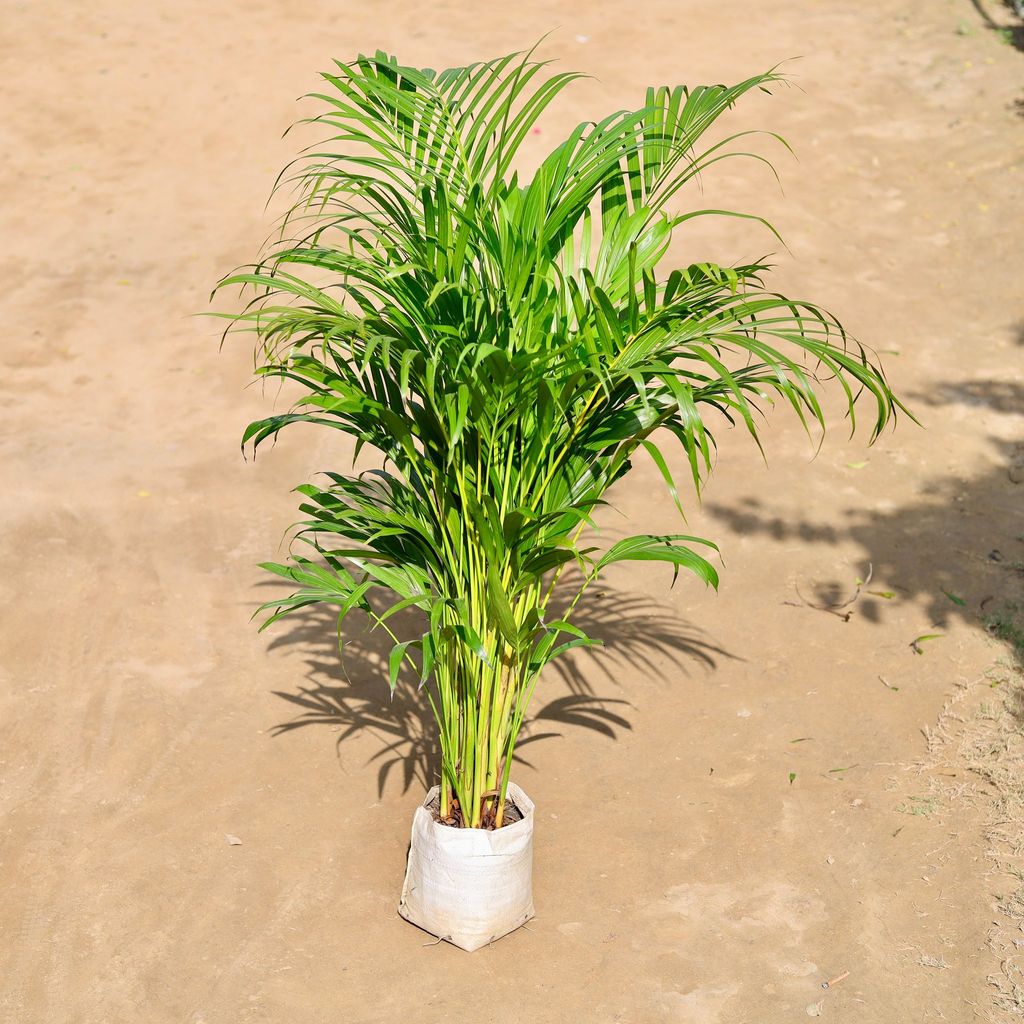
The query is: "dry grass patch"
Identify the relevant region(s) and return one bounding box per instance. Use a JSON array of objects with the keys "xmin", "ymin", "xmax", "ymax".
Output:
[{"xmin": 923, "ymin": 656, "xmax": 1024, "ymax": 1018}]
